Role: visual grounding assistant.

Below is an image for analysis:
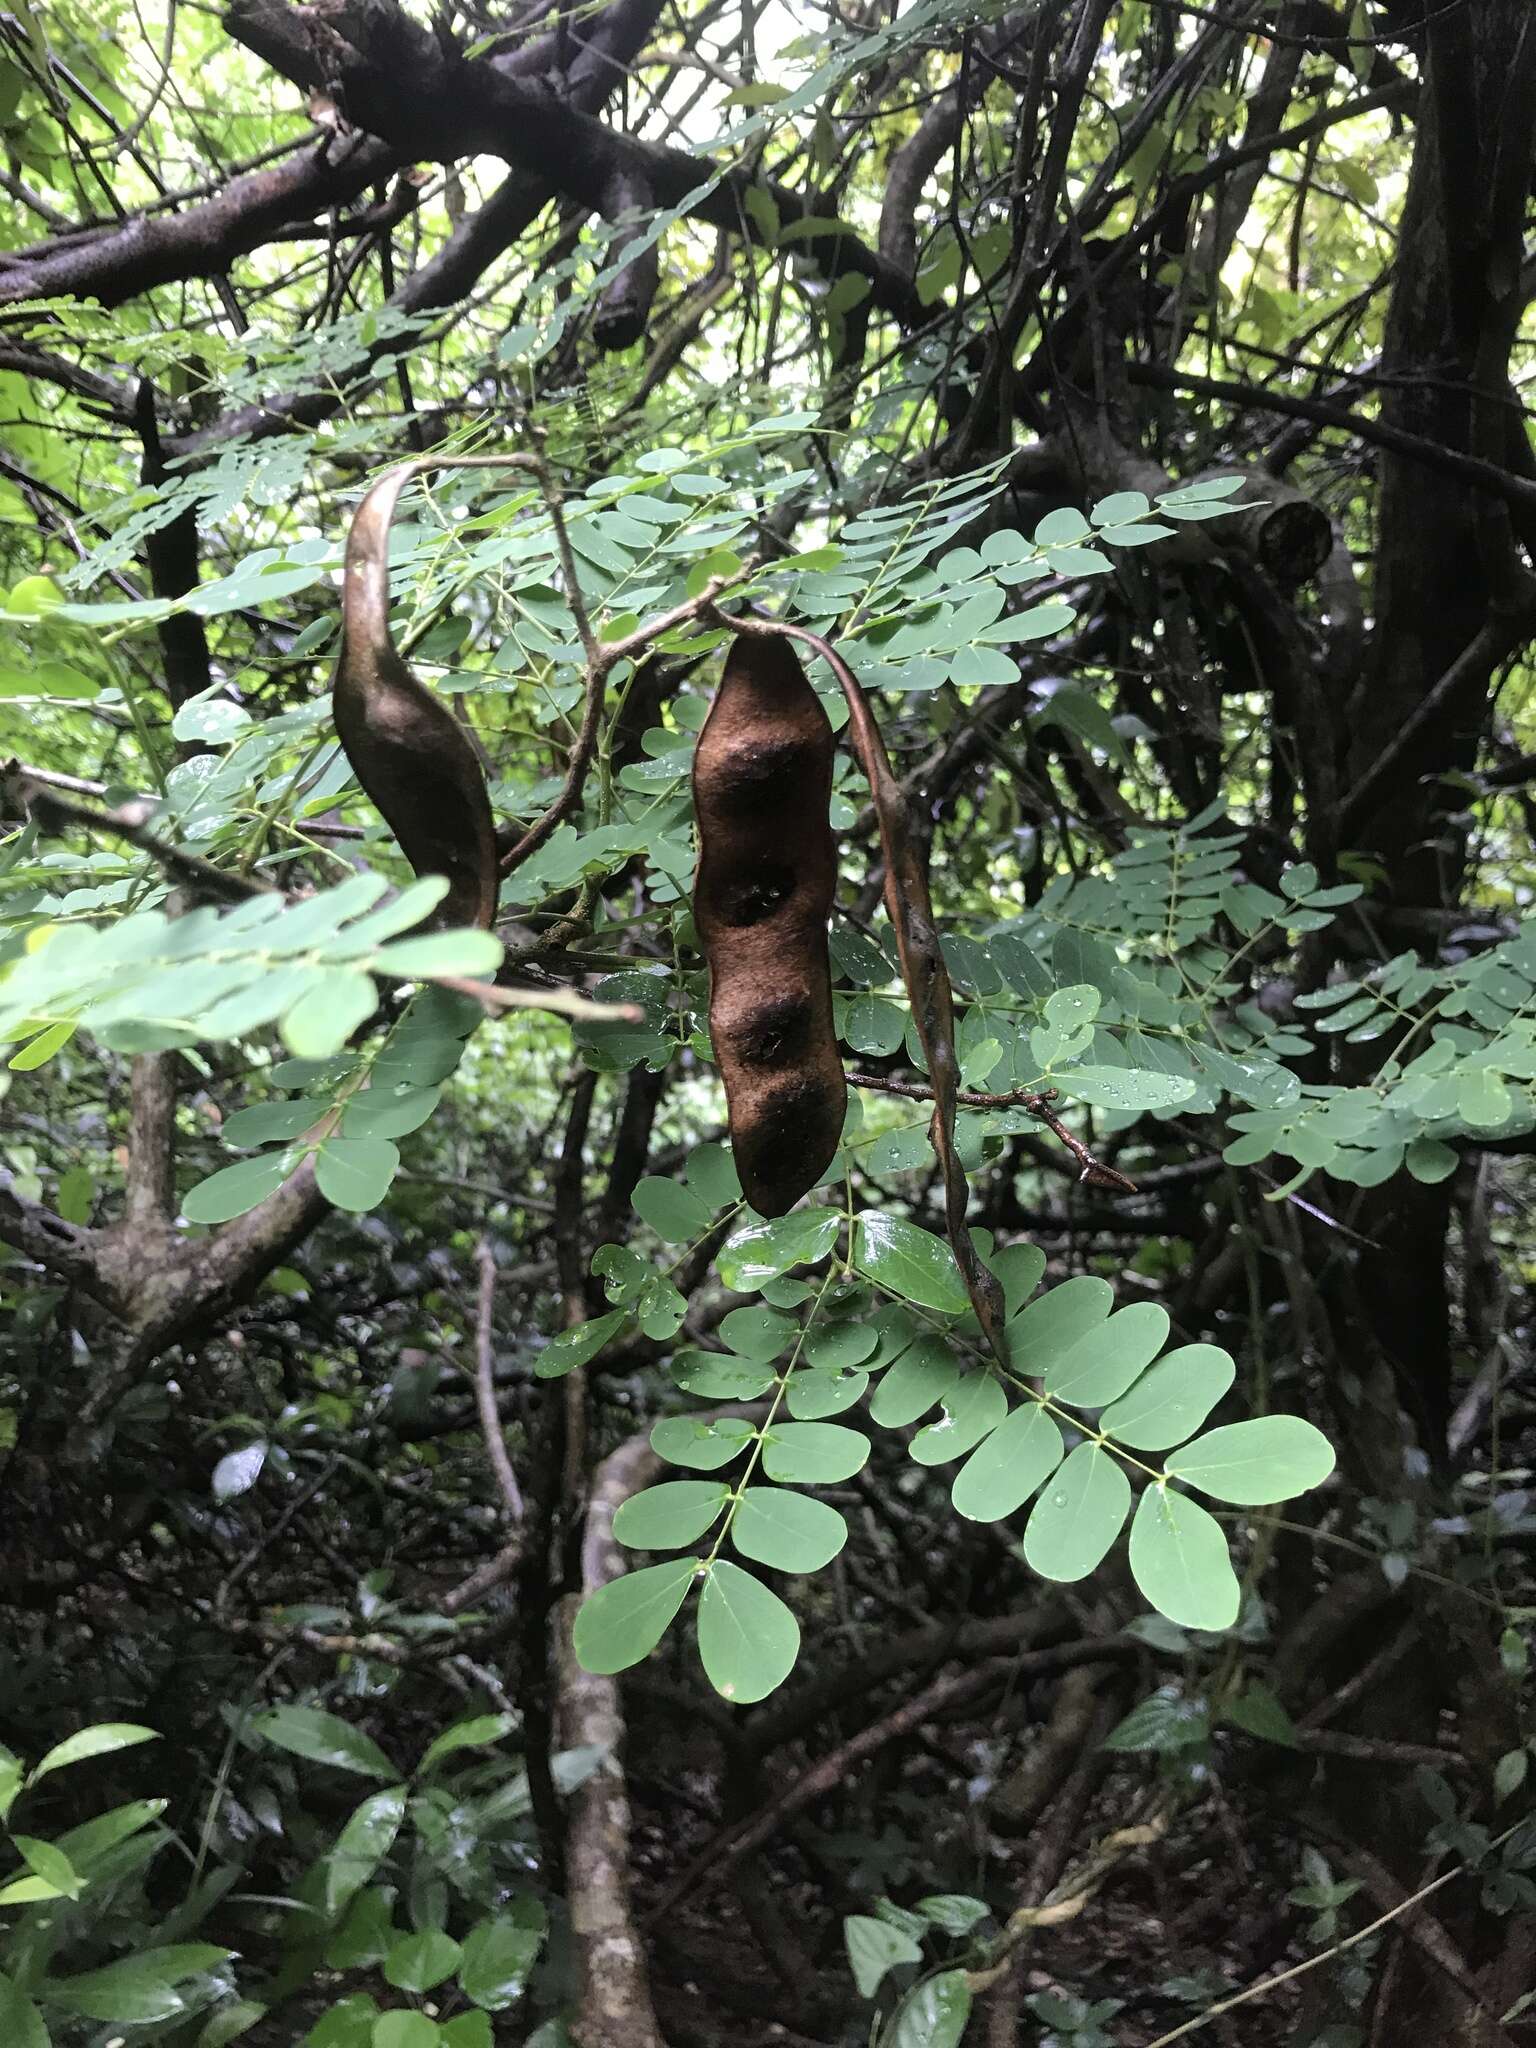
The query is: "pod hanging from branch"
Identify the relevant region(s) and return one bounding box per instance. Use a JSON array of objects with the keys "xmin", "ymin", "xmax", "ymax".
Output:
[
  {"xmin": 692, "ymin": 633, "xmax": 845, "ymax": 1219},
  {"xmin": 706, "ymin": 611, "xmax": 1008, "ymax": 1368},
  {"xmin": 334, "ymin": 465, "xmax": 499, "ymax": 930}
]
